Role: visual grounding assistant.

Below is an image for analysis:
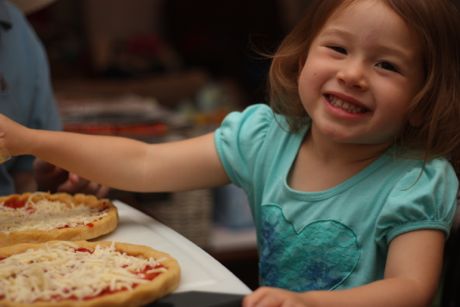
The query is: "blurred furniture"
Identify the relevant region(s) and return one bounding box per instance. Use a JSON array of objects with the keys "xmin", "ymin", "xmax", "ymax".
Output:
[{"xmin": 54, "ymin": 70, "xmax": 208, "ymax": 107}]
